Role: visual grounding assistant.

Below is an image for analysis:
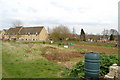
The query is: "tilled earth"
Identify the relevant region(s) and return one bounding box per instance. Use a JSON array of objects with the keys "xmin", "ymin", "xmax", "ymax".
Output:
[
  {"xmin": 42, "ymin": 51, "xmax": 85, "ymax": 62},
  {"xmin": 70, "ymin": 45, "xmax": 118, "ymax": 54}
]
